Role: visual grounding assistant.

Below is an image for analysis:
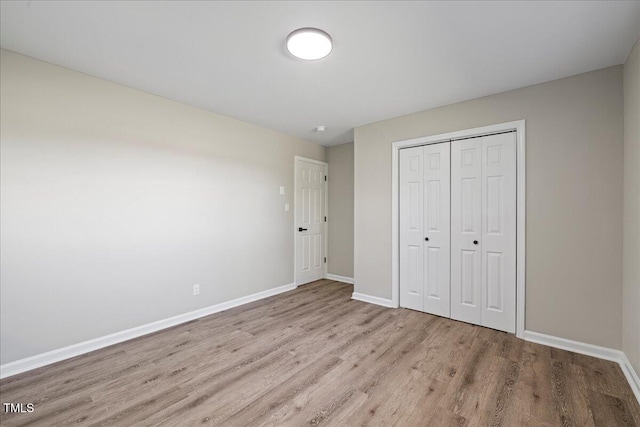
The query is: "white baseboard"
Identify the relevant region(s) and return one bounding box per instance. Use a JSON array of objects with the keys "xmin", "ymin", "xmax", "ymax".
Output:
[
  {"xmin": 524, "ymin": 330, "xmax": 639, "ymax": 404},
  {"xmin": 325, "ymin": 274, "xmax": 354, "ymax": 284},
  {"xmin": 620, "ymin": 352, "xmax": 640, "ymax": 404},
  {"xmin": 523, "ymin": 330, "xmax": 622, "ymax": 362},
  {"xmin": 0, "ymin": 282, "xmax": 297, "ymax": 379},
  {"xmin": 351, "ymin": 292, "xmax": 395, "ymax": 308}
]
